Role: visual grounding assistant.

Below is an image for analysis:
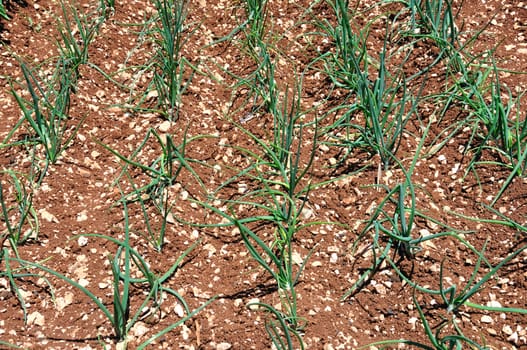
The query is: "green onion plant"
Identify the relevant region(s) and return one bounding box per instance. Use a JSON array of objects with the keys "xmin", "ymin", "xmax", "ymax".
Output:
[
  {"xmin": 360, "ymin": 242, "xmax": 527, "ymax": 348},
  {"xmin": 317, "ymin": 0, "xmax": 420, "ymax": 170},
  {"xmin": 0, "ymin": 246, "xmax": 54, "ymax": 325},
  {"xmin": 9, "ymin": 61, "xmax": 85, "ymax": 177},
  {"xmin": 341, "ymin": 122, "xmax": 481, "ymax": 299},
  {"xmin": 195, "ymin": 79, "xmax": 319, "ymax": 349},
  {"xmin": 225, "ymin": 0, "xmax": 275, "ymax": 119},
  {"xmin": 98, "ymin": 127, "xmax": 210, "ymax": 251},
  {"xmin": 0, "ymin": 0, "xmax": 8, "ymax": 20},
  {"xmin": 4, "ymin": 0, "xmax": 107, "ymax": 174},
  {"xmin": 354, "ymin": 49, "xmax": 418, "ymax": 171},
  {"xmin": 436, "ymin": 59, "xmax": 527, "ymax": 204},
  {"xmin": 468, "ymin": 68, "xmax": 527, "ymax": 204},
  {"xmin": 5, "ymin": 202, "xmax": 214, "ymax": 347},
  {"xmin": 244, "ymin": 0, "xmax": 268, "ymax": 46},
  {"xmin": 404, "ymin": 0, "xmax": 463, "ymax": 73},
  {"xmin": 0, "ymin": 170, "xmax": 39, "ymax": 251},
  {"xmin": 0, "ymin": 340, "xmax": 22, "ymax": 349},
  {"xmin": 149, "ymin": 0, "xmax": 195, "ymax": 121},
  {"xmin": 98, "ymin": 0, "xmax": 115, "ymax": 18},
  {"xmin": 56, "ymin": 0, "xmax": 105, "ymax": 76},
  {"xmin": 318, "ymin": 0, "xmax": 368, "ymax": 91}
]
